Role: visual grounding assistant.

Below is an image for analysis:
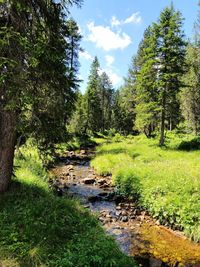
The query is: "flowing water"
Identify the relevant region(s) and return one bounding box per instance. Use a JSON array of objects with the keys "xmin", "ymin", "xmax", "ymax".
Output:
[{"xmin": 51, "ymin": 149, "xmax": 200, "ymax": 267}]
